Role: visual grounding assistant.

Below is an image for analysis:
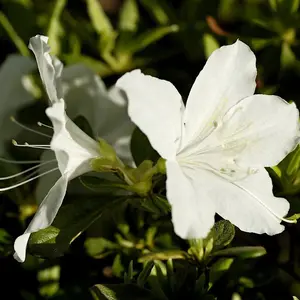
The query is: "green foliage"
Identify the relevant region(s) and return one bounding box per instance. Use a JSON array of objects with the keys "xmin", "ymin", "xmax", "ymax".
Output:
[
  {"xmin": 91, "ymin": 283, "xmax": 159, "ymax": 300},
  {"xmin": 28, "ymin": 196, "xmax": 126, "ymax": 258}
]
